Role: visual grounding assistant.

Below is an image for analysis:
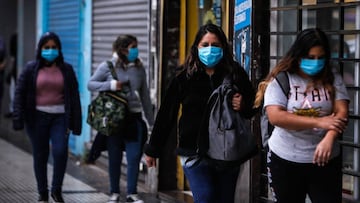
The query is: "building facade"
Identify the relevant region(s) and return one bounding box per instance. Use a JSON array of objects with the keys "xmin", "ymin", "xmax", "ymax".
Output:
[
  {"xmin": 2, "ymin": 0, "xmax": 360, "ymax": 202},
  {"xmin": 157, "ymin": 0, "xmax": 360, "ymax": 202}
]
